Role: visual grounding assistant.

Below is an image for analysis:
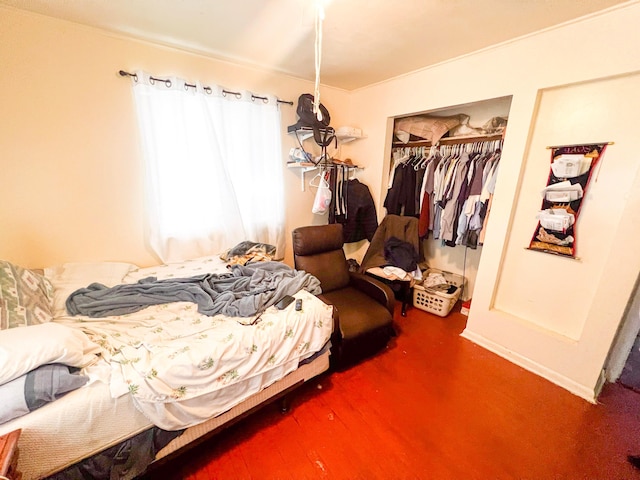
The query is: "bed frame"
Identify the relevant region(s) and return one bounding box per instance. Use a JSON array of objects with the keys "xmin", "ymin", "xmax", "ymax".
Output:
[{"xmin": 149, "ymin": 346, "xmax": 329, "ymax": 472}]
